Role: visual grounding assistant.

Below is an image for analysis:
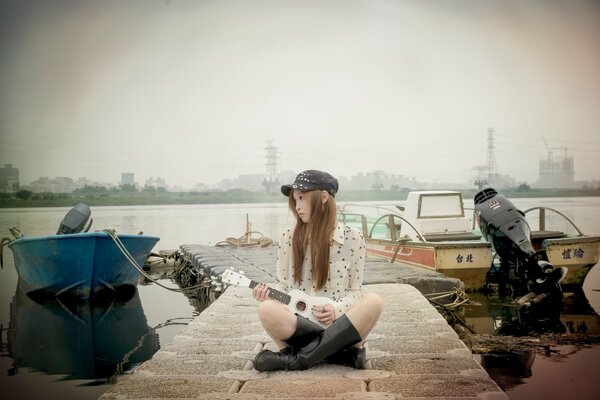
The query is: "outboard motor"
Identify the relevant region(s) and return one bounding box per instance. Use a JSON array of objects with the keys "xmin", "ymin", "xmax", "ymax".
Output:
[
  {"xmin": 56, "ymin": 203, "xmax": 93, "ymax": 235},
  {"xmin": 474, "ymin": 188, "xmax": 535, "ymax": 264},
  {"xmin": 474, "ymin": 188, "xmax": 566, "ymax": 300}
]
